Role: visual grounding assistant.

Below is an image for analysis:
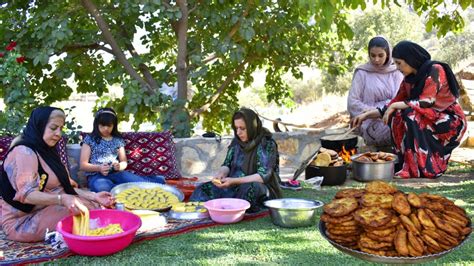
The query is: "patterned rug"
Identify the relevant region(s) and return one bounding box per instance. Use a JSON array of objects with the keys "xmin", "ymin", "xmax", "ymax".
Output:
[{"xmin": 0, "ymin": 211, "xmax": 269, "ymax": 265}]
